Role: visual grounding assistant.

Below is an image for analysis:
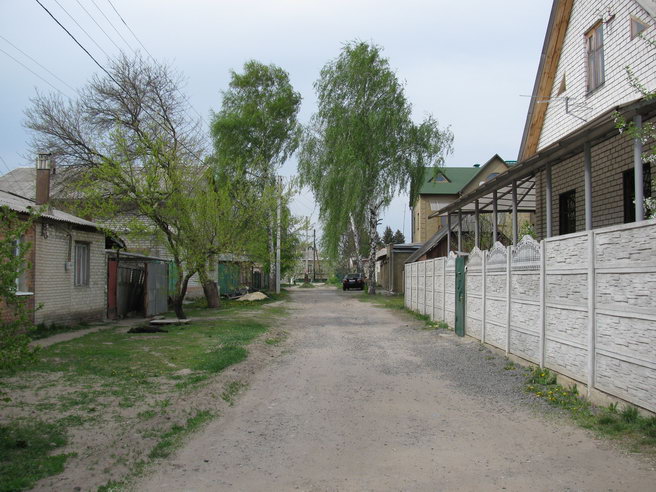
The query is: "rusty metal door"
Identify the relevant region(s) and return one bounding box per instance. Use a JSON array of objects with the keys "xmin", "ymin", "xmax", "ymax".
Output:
[{"xmin": 146, "ymin": 262, "xmax": 168, "ymax": 316}]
